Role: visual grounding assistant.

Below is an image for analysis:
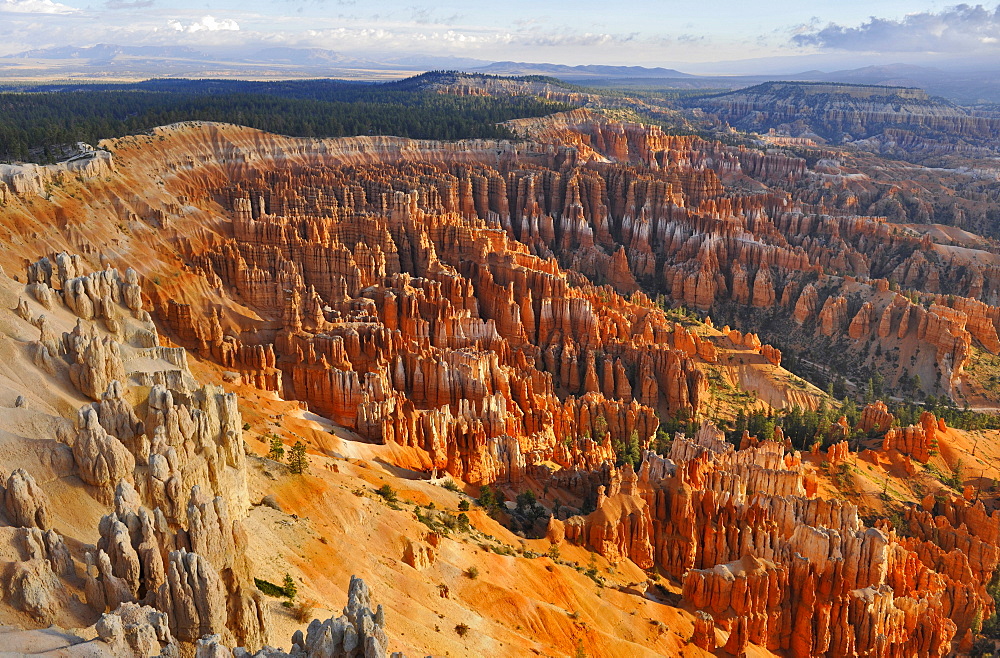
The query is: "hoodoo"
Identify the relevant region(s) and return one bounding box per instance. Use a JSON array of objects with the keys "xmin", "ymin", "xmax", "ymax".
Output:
[{"xmin": 1, "ymin": 53, "xmax": 1000, "ymax": 656}]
